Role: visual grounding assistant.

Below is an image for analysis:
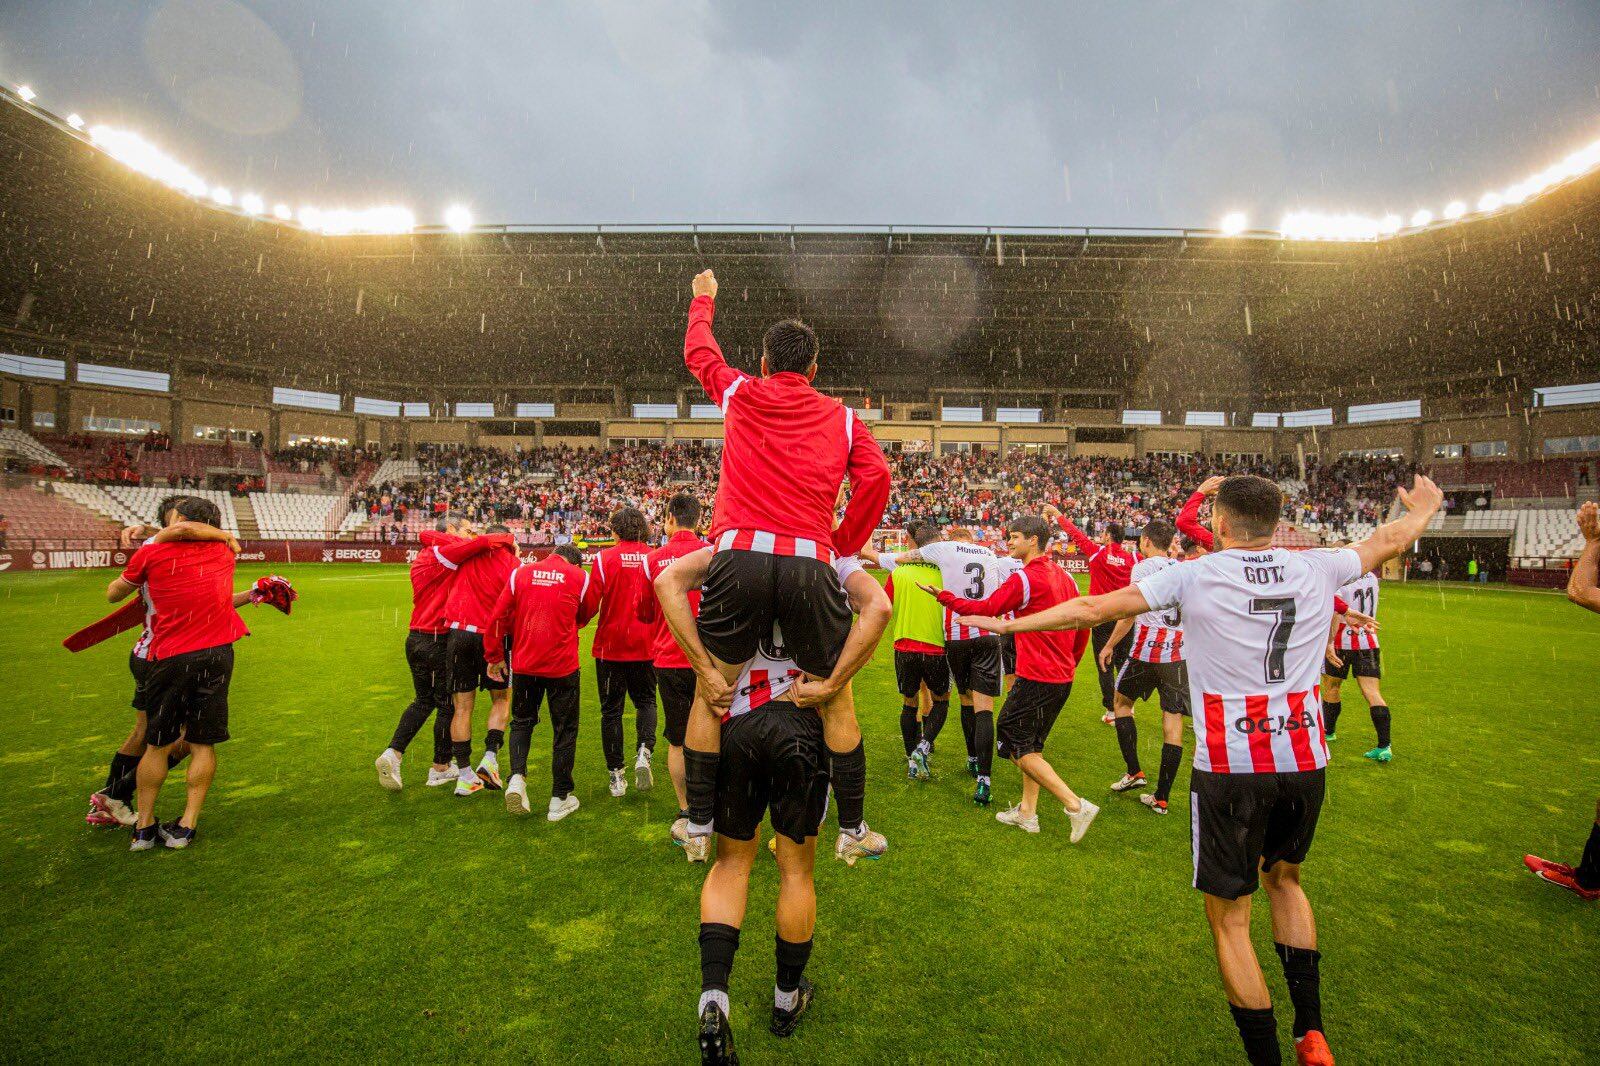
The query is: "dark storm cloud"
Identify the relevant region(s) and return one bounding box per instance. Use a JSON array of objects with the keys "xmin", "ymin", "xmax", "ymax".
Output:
[{"xmin": 2, "ymin": 0, "xmax": 1597, "ymax": 228}]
